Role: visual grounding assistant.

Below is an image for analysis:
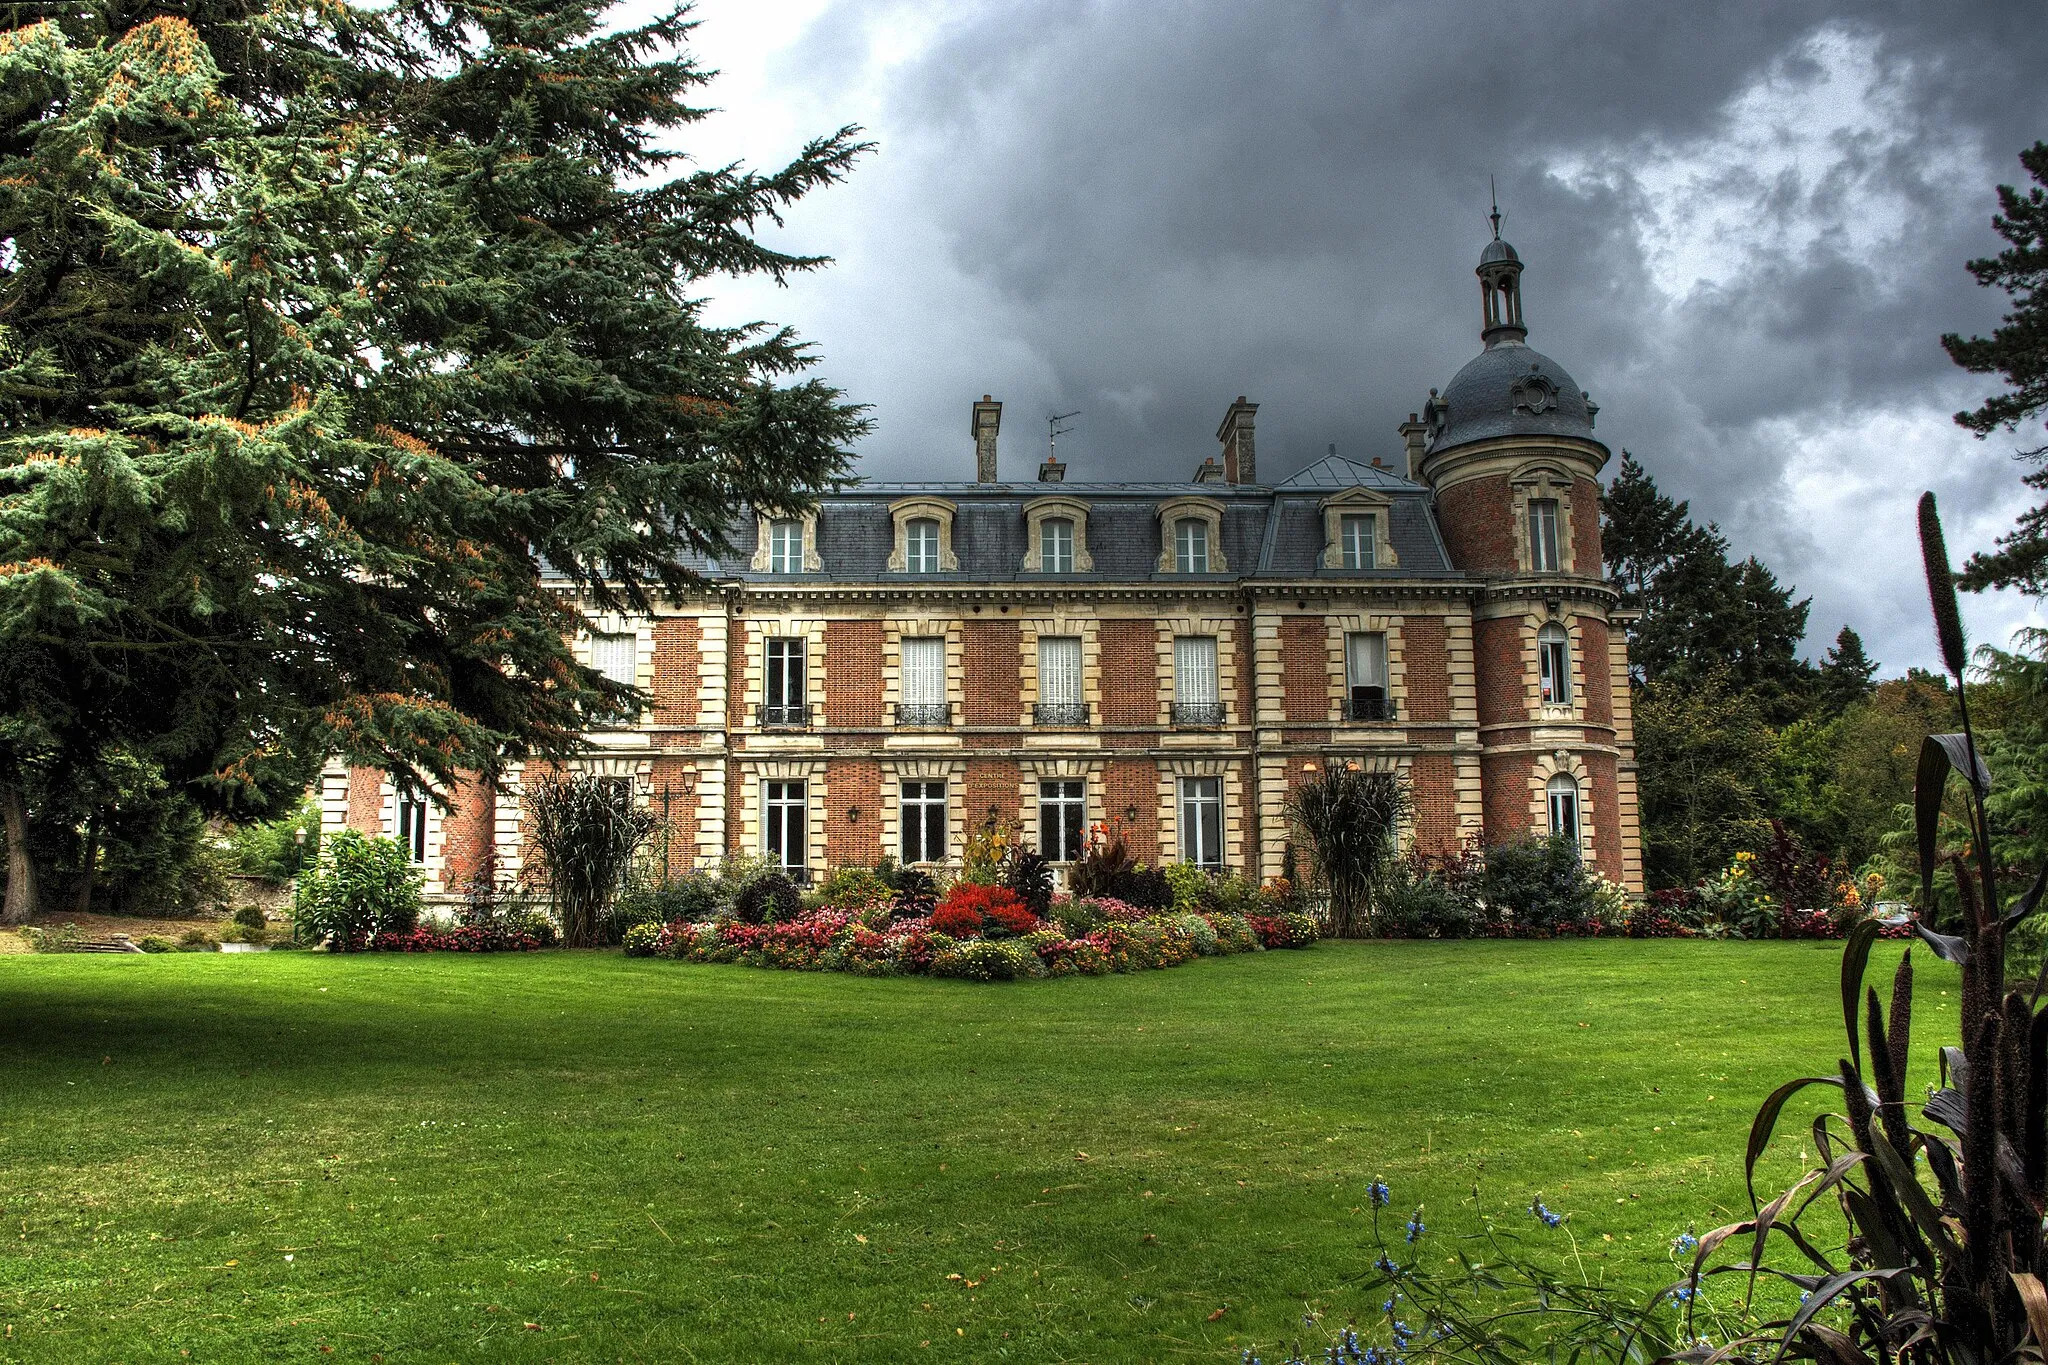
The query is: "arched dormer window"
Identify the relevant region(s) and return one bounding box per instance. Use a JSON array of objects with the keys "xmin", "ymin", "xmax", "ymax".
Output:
[
  {"xmin": 1155, "ymin": 497, "xmax": 1227, "ymax": 574},
  {"xmin": 1538, "ymin": 622, "xmax": 1572, "ymax": 706},
  {"xmin": 887, "ymin": 498, "xmax": 959, "ymax": 573},
  {"xmin": 748, "ymin": 508, "xmax": 821, "ymax": 573},
  {"xmin": 1547, "ymin": 773, "xmax": 1581, "ymax": 846},
  {"xmin": 1021, "ymin": 496, "xmax": 1094, "ymax": 573}
]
